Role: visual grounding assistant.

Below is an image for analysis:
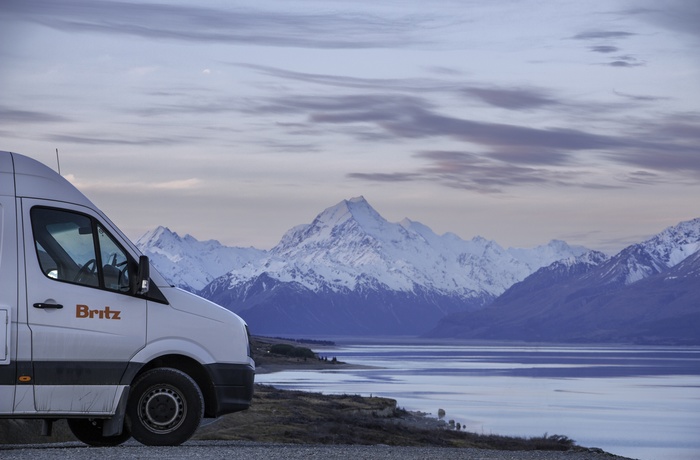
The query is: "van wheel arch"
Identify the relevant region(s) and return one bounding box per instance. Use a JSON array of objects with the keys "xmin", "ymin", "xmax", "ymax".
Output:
[{"xmin": 132, "ymin": 355, "xmax": 217, "ymax": 418}]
